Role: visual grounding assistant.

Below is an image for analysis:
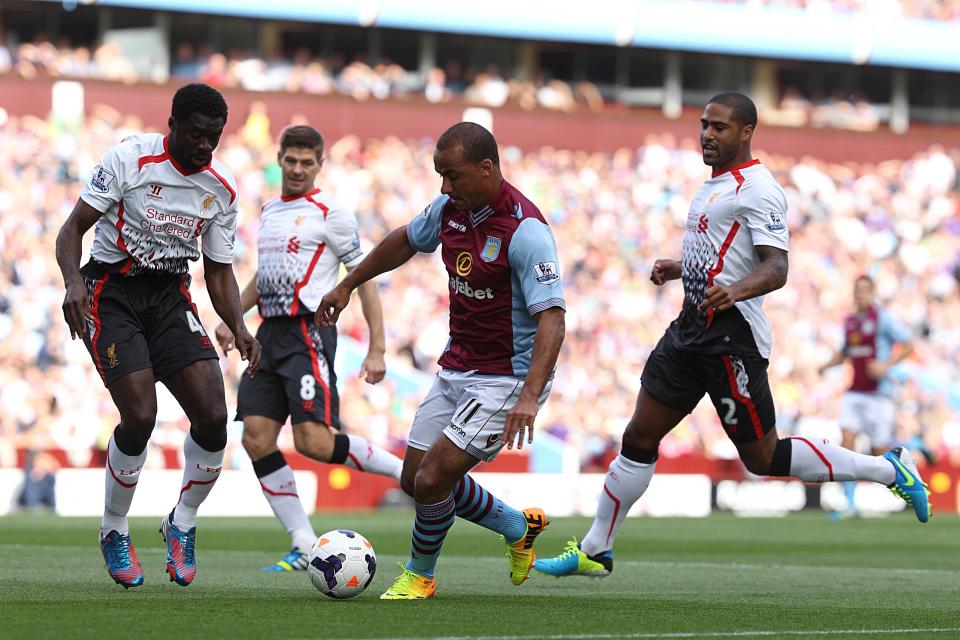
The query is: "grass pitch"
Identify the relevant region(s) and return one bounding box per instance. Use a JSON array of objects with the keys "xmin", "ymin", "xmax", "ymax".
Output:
[{"xmin": 1, "ymin": 510, "xmax": 958, "ymax": 639}]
